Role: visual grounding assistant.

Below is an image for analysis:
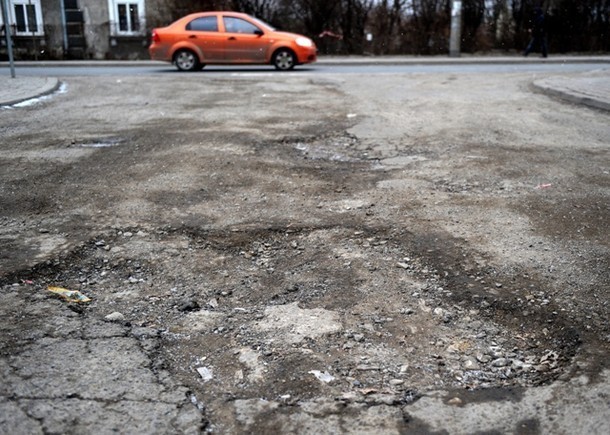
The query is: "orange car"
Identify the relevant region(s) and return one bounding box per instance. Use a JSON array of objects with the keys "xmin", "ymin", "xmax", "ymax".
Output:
[{"xmin": 149, "ymin": 12, "xmax": 317, "ymax": 71}]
